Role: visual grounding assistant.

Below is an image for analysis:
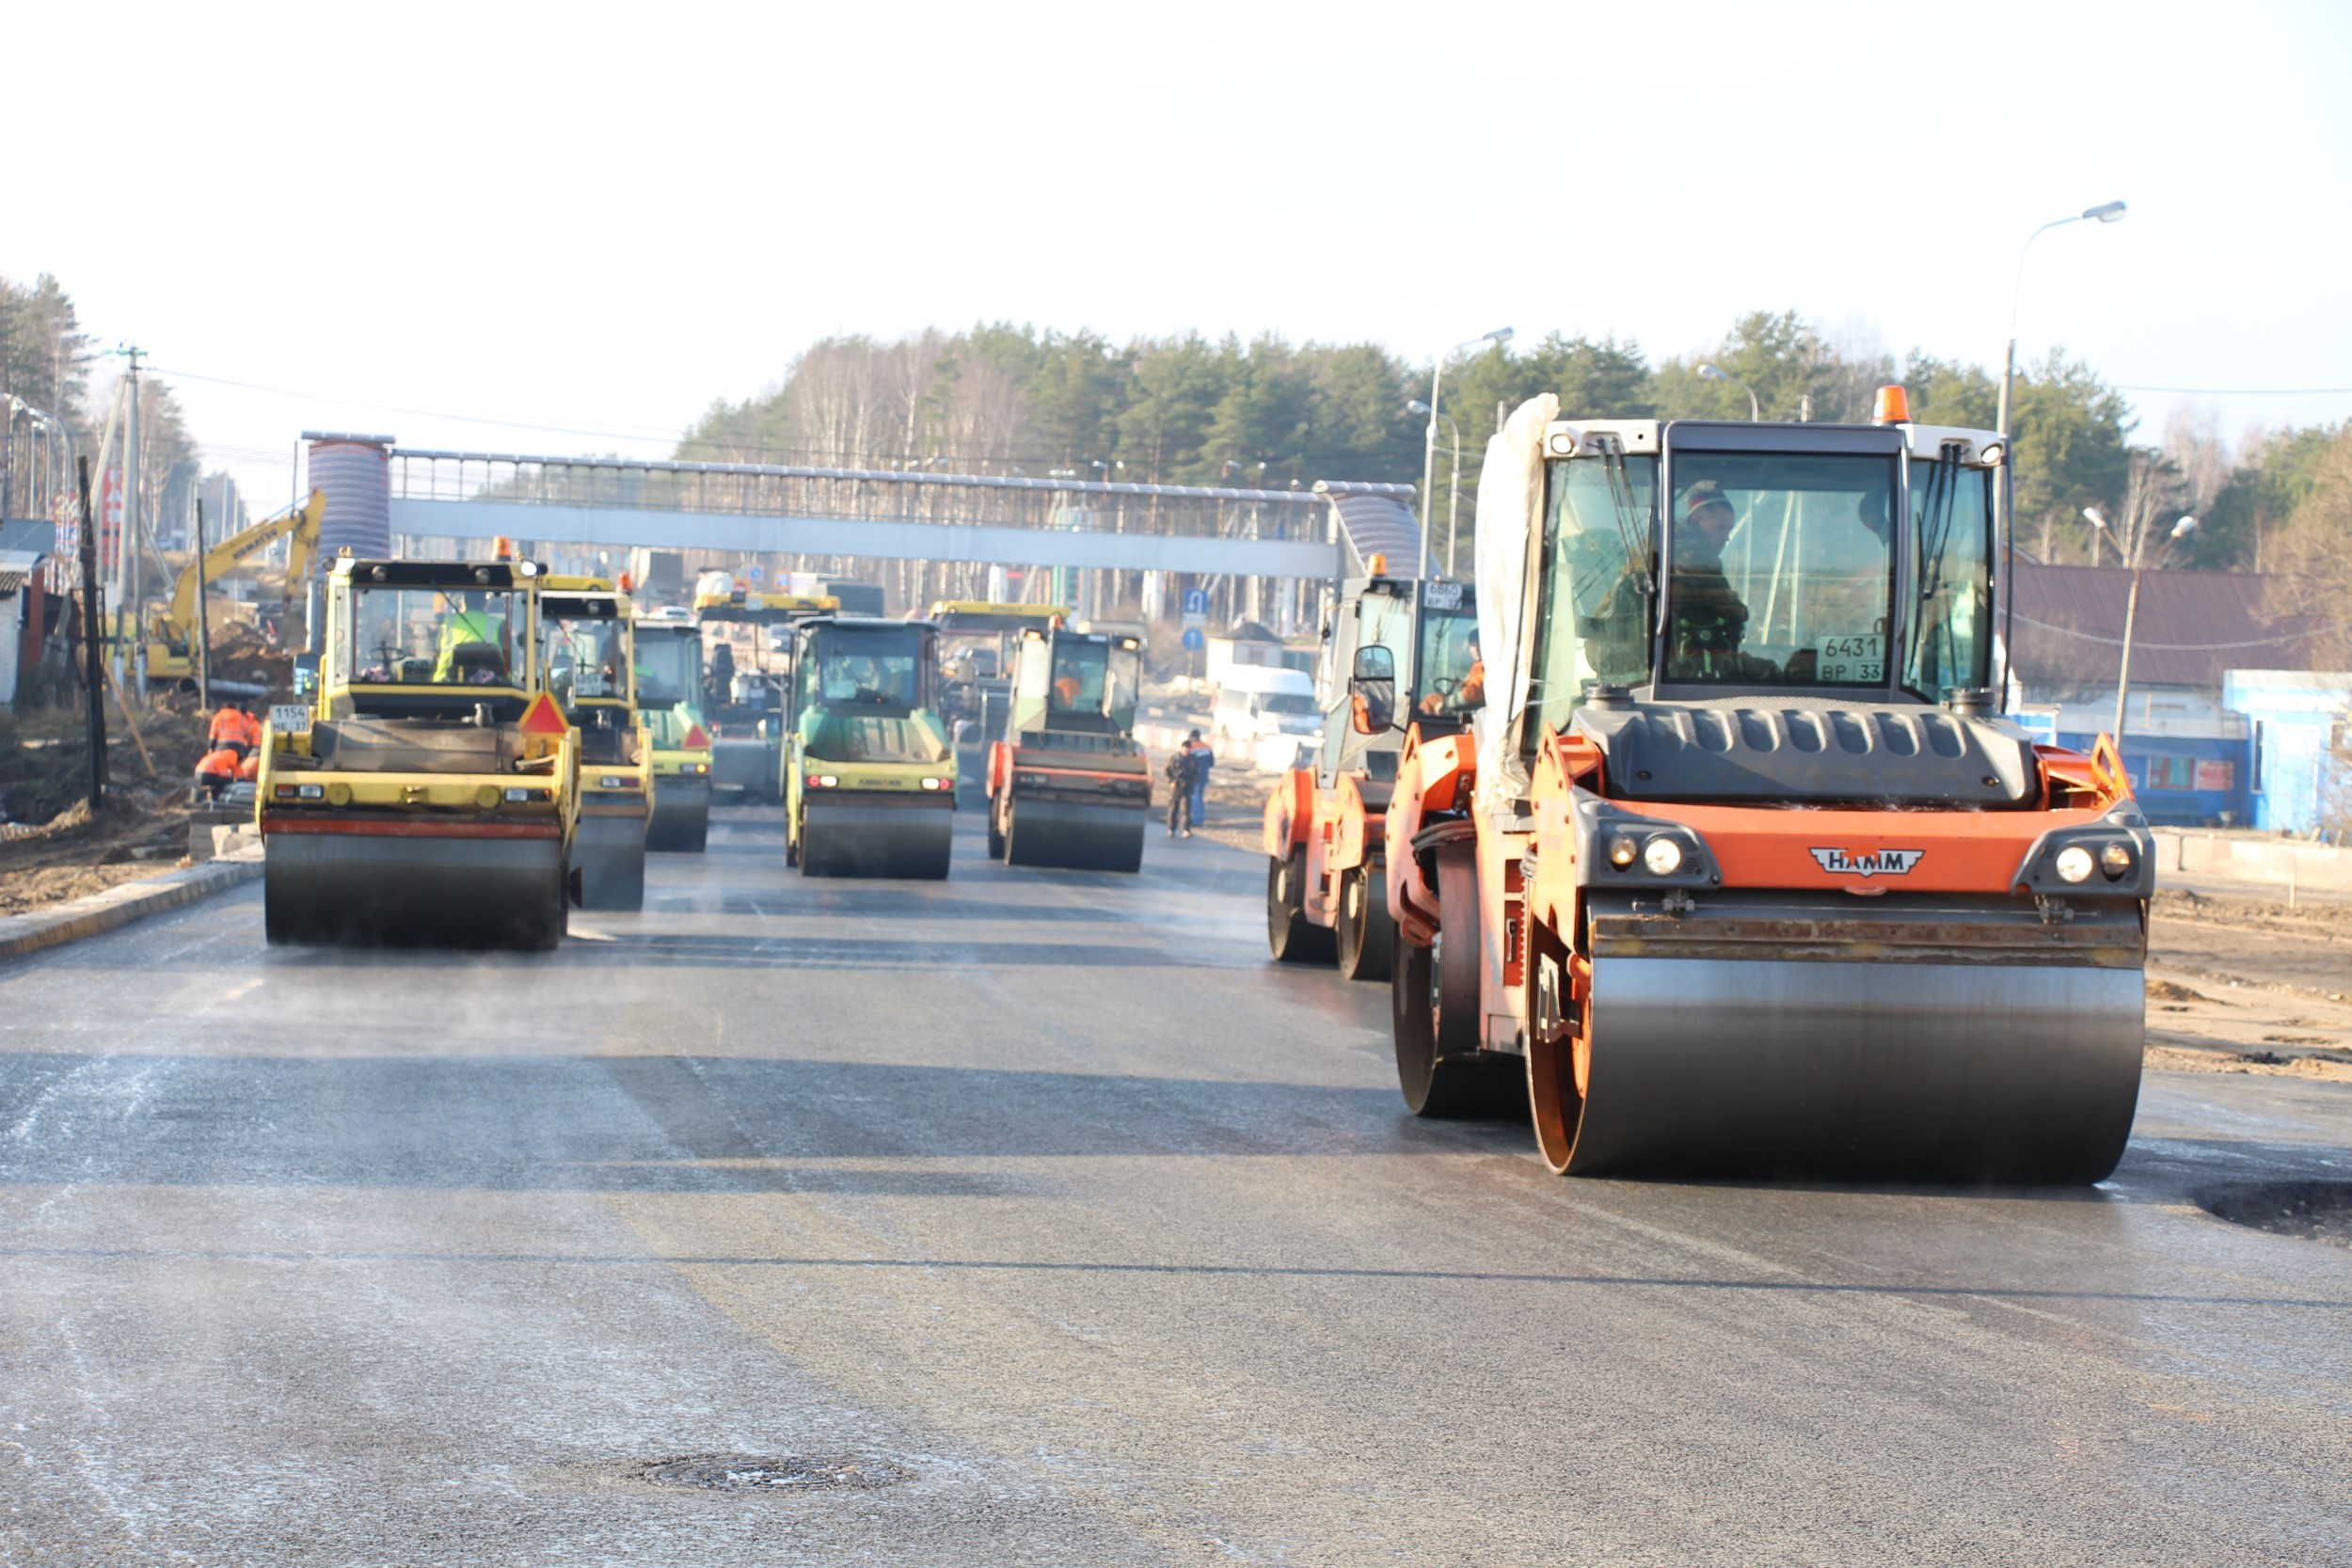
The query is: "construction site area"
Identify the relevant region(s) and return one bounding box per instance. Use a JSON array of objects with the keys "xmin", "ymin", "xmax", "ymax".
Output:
[{"xmin": 3, "ymin": 395, "xmax": 2349, "ymax": 1566}]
